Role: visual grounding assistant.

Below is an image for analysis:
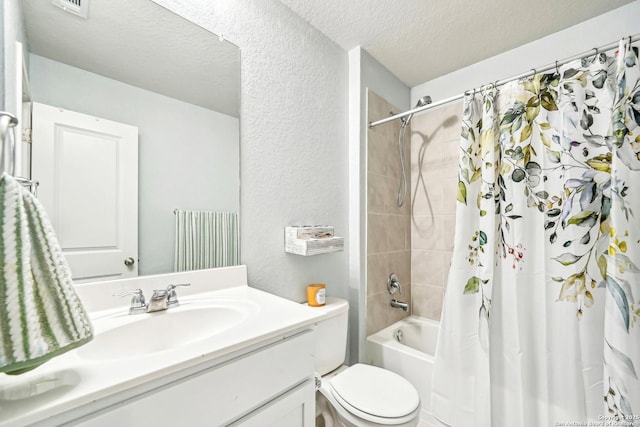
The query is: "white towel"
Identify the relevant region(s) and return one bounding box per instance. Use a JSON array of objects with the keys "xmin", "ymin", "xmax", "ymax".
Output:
[{"xmin": 0, "ymin": 173, "xmax": 93, "ymax": 375}]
